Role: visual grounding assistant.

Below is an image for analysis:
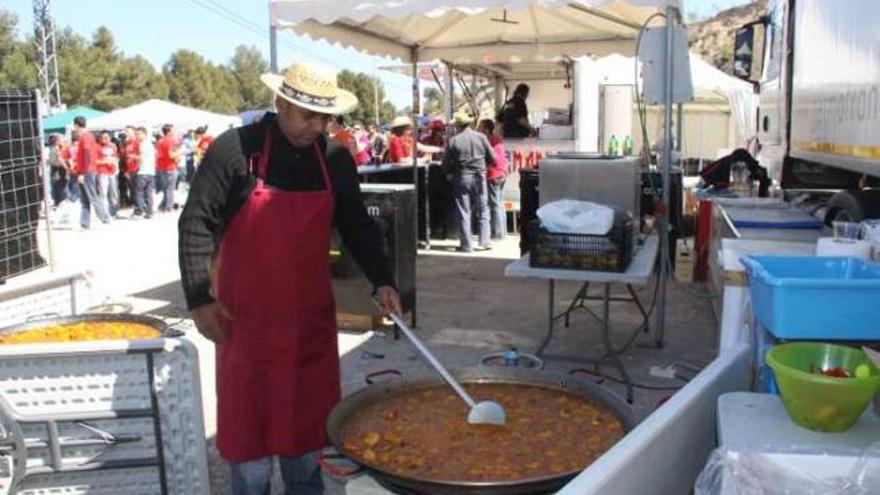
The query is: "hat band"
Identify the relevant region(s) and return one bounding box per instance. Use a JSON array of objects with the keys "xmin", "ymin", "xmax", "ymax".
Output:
[{"xmin": 280, "ymin": 82, "xmax": 337, "ymax": 108}]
